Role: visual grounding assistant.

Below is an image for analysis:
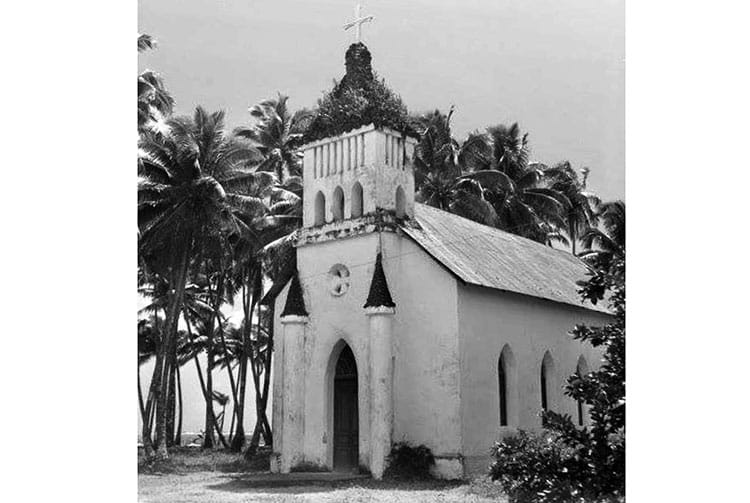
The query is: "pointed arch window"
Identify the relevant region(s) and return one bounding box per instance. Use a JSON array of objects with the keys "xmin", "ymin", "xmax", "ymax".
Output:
[
  {"xmin": 575, "ymin": 356, "xmax": 589, "ymax": 426},
  {"xmin": 541, "ymin": 351, "xmax": 554, "ymax": 425},
  {"xmin": 541, "ymin": 364, "xmax": 548, "ymax": 411},
  {"xmin": 498, "ymin": 344, "xmax": 515, "ymax": 428},
  {"xmin": 498, "ymin": 354, "xmax": 508, "ymax": 426}
]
